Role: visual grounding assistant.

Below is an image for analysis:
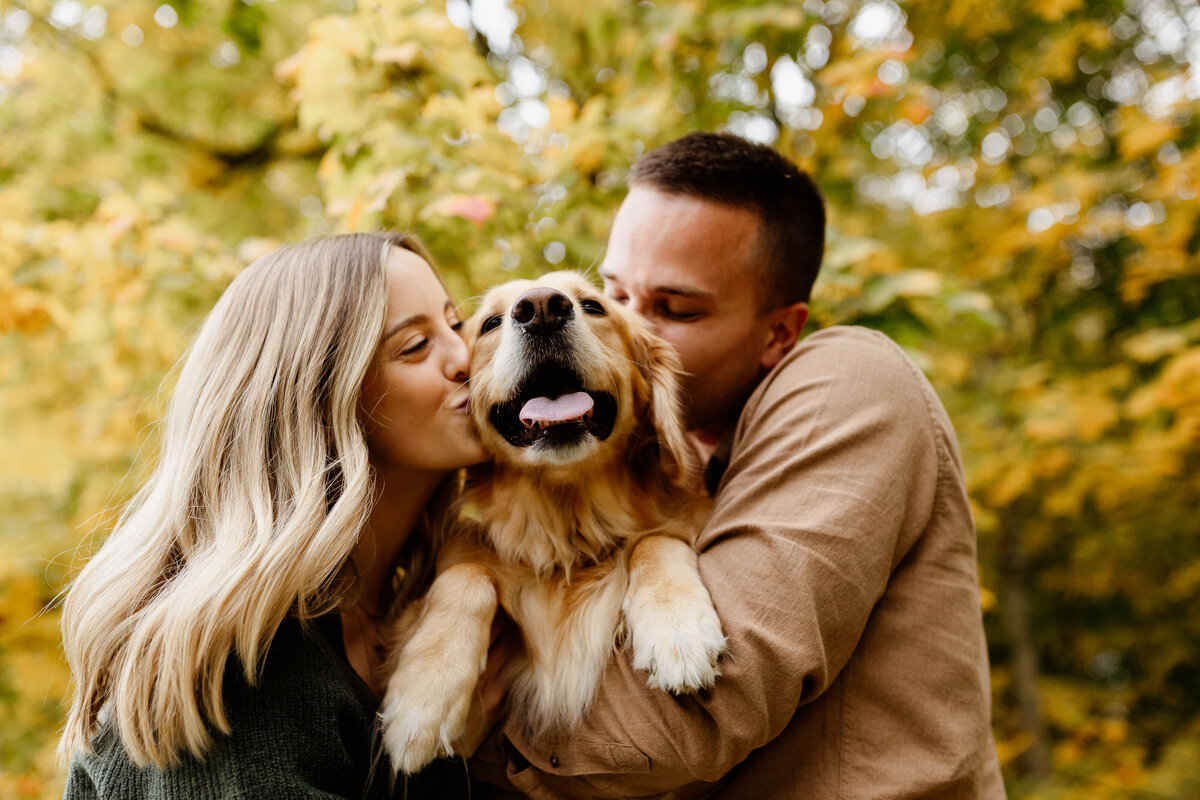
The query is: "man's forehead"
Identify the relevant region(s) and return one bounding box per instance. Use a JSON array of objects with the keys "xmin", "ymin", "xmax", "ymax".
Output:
[
  {"xmin": 599, "ymin": 247, "xmax": 752, "ymax": 302},
  {"xmin": 603, "ymin": 187, "xmax": 762, "ymax": 294}
]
